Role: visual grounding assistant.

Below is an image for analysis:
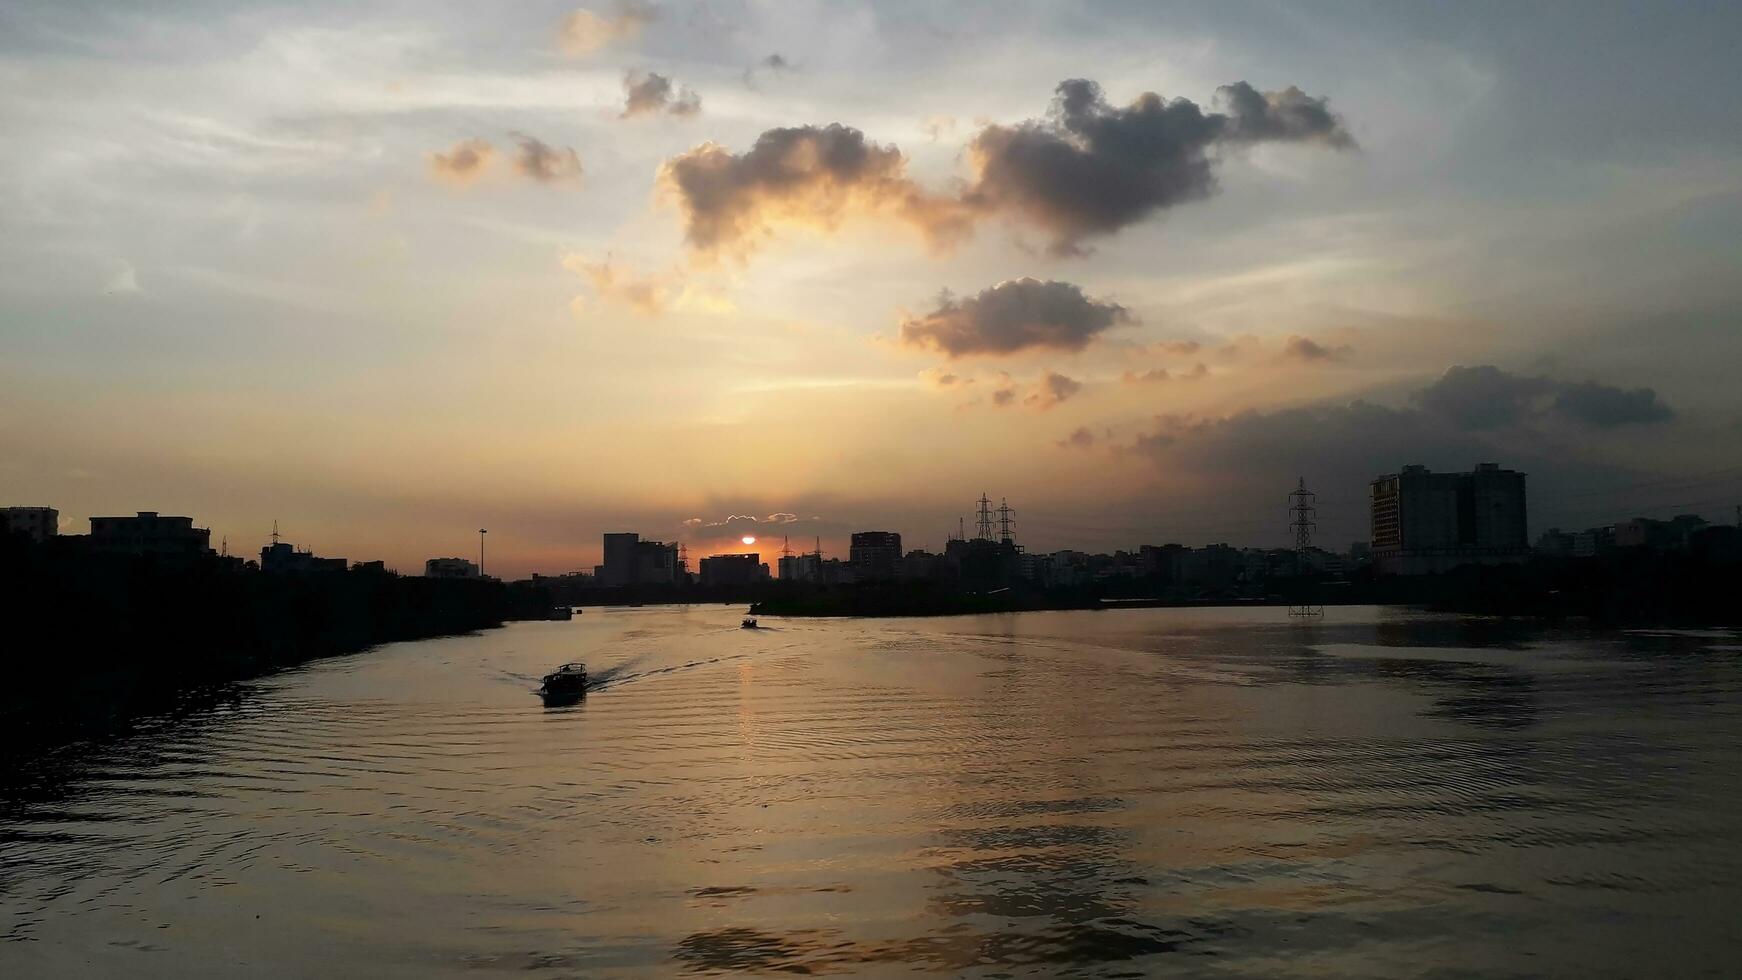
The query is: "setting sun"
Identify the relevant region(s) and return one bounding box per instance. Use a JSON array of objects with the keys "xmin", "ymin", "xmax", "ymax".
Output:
[{"xmin": 741, "ymin": 535, "xmax": 757, "ymax": 545}]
